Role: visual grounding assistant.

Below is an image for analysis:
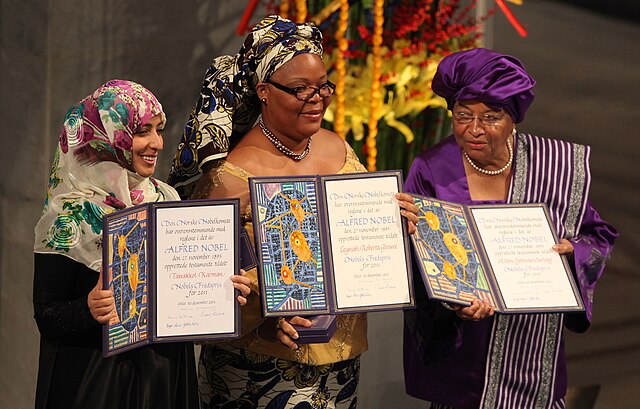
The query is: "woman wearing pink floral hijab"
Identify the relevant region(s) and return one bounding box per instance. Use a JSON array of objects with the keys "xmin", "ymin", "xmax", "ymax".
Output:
[
  {"xmin": 32, "ymin": 80, "xmax": 198, "ymax": 409},
  {"xmin": 34, "ymin": 80, "xmax": 179, "ymax": 268}
]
